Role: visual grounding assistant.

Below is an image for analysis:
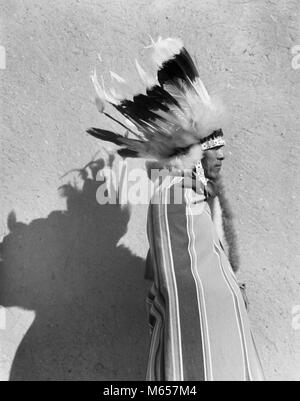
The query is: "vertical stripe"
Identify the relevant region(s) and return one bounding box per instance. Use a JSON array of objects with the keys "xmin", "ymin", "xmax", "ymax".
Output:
[
  {"xmin": 165, "ymin": 183, "xmax": 206, "ymax": 380},
  {"xmin": 192, "ymin": 204, "xmax": 248, "ymax": 380},
  {"xmin": 157, "ymin": 177, "xmax": 183, "ymax": 380},
  {"xmin": 185, "ymin": 189, "xmax": 214, "ymax": 381},
  {"xmin": 214, "ymin": 244, "xmax": 253, "ymax": 381},
  {"xmin": 162, "ymin": 177, "xmax": 184, "ymax": 380},
  {"xmin": 146, "ymin": 304, "xmax": 162, "ymax": 380},
  {"xmin": 213, "ymin": 245, "xmax": 249, "ymax": 380},
  {"xmin": 146, "ymin": 201, "xmax": 167, "ymax": 381}
]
